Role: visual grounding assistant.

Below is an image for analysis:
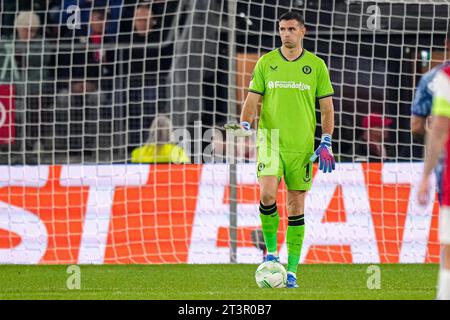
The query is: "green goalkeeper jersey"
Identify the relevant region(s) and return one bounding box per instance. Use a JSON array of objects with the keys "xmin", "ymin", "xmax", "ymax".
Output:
[{"xmin": 249, "ymin": 48, "xmax": 334, "ymax": 153}]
